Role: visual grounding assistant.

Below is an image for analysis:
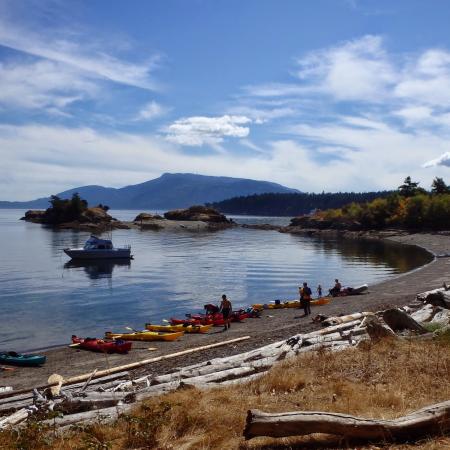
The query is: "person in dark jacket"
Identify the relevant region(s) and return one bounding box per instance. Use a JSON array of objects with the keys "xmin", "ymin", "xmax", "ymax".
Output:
[{"xmin": 300, "ymin": 282, "xmax": 312, "ymax": 316}]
